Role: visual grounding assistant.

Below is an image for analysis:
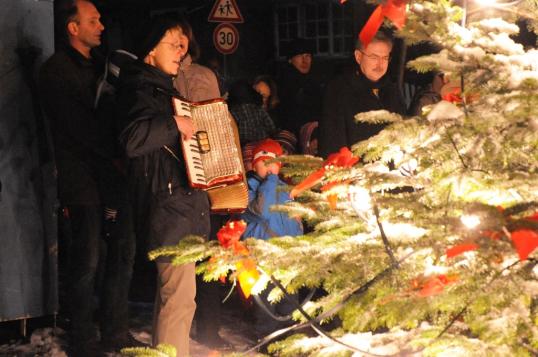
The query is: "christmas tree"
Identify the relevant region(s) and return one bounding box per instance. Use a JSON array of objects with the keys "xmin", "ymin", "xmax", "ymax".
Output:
[{"xmin": 149, "ymin": 0, "xmax": 538, "ymax": 355}]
